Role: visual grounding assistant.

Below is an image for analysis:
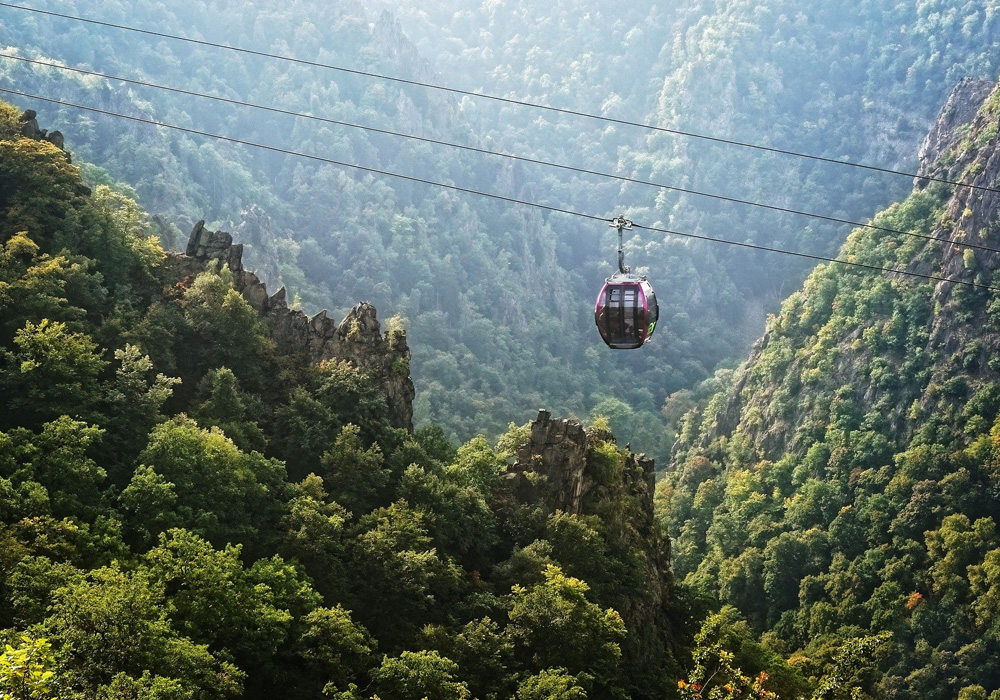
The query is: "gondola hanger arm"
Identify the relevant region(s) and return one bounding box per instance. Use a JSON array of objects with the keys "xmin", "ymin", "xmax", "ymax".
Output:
[{"xmin": 609, "ymin": 216, "xmax": 633, "ymax": 274}]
